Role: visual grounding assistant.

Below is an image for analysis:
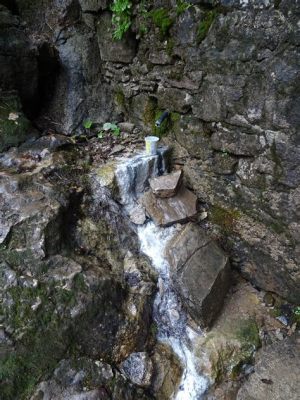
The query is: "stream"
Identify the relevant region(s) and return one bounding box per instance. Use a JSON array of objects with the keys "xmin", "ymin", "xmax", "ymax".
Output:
[{"xmin": 115, "ymin": 152, "xmax": 209, "ymax": 399}]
